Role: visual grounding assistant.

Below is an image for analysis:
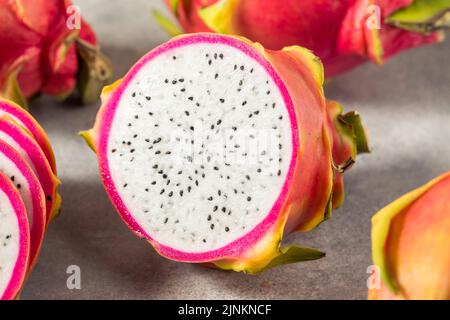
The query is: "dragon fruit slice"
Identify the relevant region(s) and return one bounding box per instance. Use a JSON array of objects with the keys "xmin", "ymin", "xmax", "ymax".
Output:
[
  {"xmin": 158, "ymin": 0, "xmax": 449, "ymax": 77},
  {"xmin": 0, "ymin": 172, "xmax": 29, "ymax": 300},
  {"xmin": 0, "ymin": 140, "xmax": 45, "ymax": 270},
  {"xmin": 0, "ymin": 0, "xmax": 112, "ymax": 106},
  {"xmin": 83, "ymin": 34, "xmax": 368, "ymax": 272},
  {"xmin": 0, "ymin": 99, "xmax": 57, "ymax": 174},
  {"xmin": 0, "ymin": 116, "xmax": 60, "ymax": 224}
]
